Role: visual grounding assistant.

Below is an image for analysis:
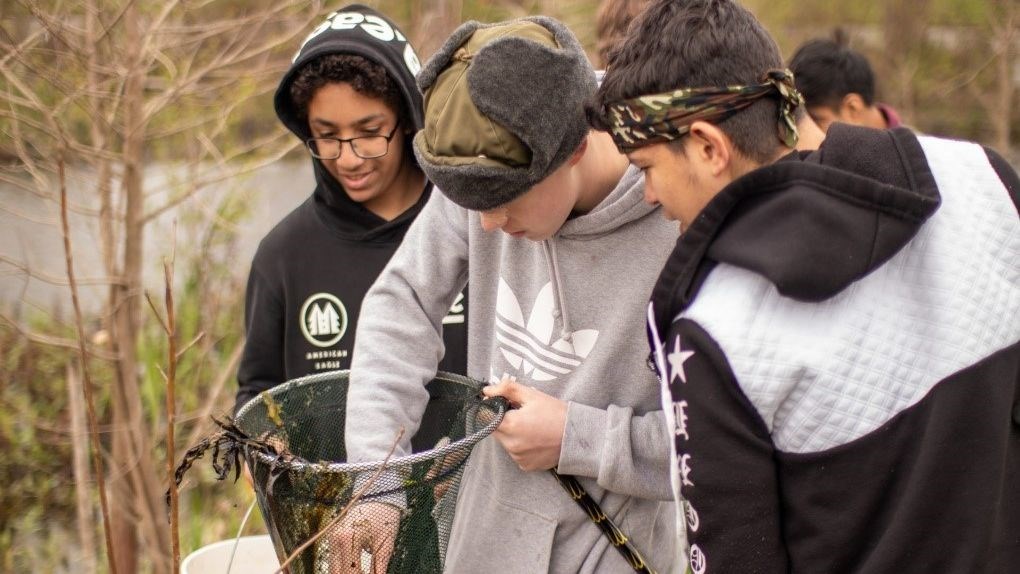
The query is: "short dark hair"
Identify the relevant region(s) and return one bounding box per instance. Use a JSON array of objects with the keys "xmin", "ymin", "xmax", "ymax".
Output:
[
  {"xmin": 592, "ymin": 0, "xmax": 788, "ymax": 163},
  {"xmin": 788, "ymin": 36, "xmax": 876, "ymax": 110},
  {"xmin": 290, "ymin": 53, "xmax": 408, "ymax": 128}
]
